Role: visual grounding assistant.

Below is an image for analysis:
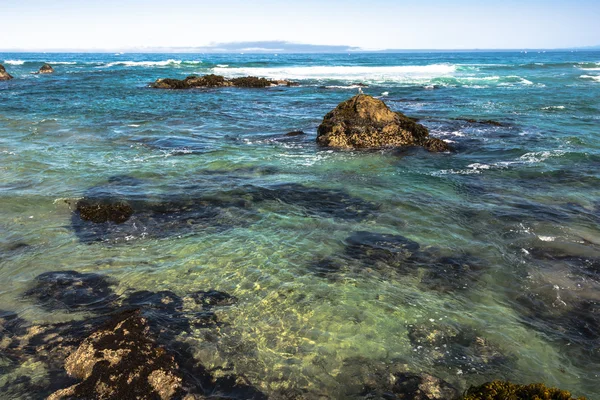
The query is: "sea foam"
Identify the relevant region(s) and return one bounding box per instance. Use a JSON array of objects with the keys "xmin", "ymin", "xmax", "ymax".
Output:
[{"xmin": 4, "ymin": 60, "xmax": 24, "ymax": 65}]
